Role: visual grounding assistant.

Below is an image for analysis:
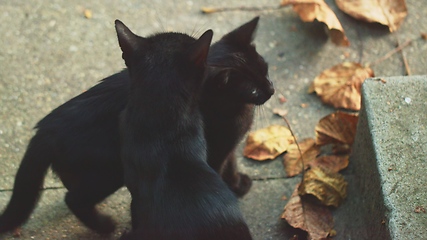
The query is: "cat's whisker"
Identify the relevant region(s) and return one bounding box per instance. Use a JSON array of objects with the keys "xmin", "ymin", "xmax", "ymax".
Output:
[
  {"xmin": 260, "ymin": 105, "xmax": 270, "ymax": 126},
  {"xmin": 191, "ymin": 21, "xmax": 210, "ymax": 39},
  {"xmin": 253, "ymin": 105, "xmax": 268, "ymax": 129}
]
